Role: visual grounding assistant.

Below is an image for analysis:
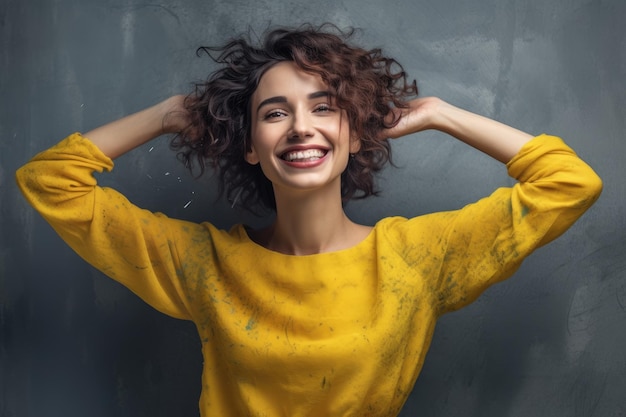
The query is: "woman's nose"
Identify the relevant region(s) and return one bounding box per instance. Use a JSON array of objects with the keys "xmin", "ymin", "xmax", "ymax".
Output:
[{"xmin": 289, "ymin": 109, "xmax": 314, "ymax": 140}]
